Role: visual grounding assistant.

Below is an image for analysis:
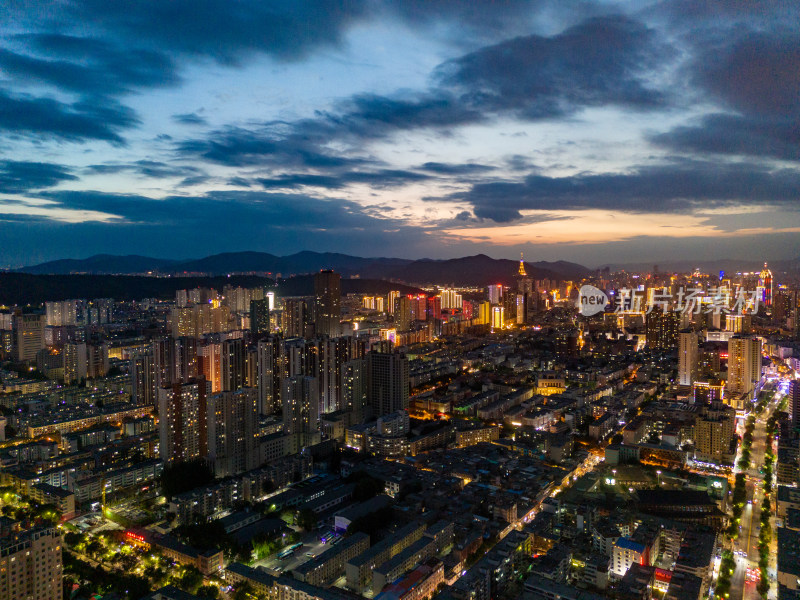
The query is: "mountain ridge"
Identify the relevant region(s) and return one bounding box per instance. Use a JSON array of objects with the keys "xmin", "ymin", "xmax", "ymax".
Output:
[{"xmin": 17, "ymin": 251, "xmax": 590, "ymax": 286}]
